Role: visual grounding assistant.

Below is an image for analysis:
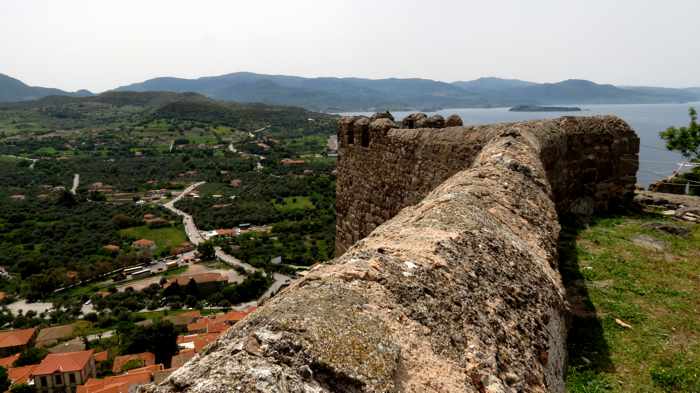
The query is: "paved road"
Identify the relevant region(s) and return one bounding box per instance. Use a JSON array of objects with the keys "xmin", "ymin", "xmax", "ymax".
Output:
[
  {"xmin": 161, "ymin": 182, "xmax": 292, "ymax": 303},
  {"xmin": 261, "ymin": 273, "xmax": 293, "ymax": 299},
  {"xmin": 70, "ymin": 174, "xmax": 80, "ymax": 195},
  {"xmin": 163, "ymin": 182, "xmax": 206, "ymax": 245},
  {"xmin": 5, "ymin": 155, "xmax": 38, "ymax": 169},
  {"xmin": 215, "ymin": 247, "xmax": 257, "ymax": 274}
]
